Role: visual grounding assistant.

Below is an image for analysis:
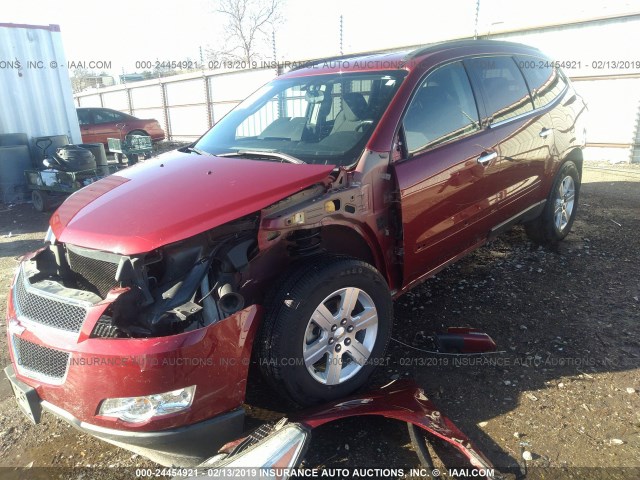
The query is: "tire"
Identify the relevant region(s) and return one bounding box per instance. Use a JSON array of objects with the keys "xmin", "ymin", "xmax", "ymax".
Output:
[
  {"xmin": 32, "ymin": 190, "xmax": 50, "ymax": 212},
  {"xmin": 525, "ymin": 161, "xmax": 580, "ymax": 246},
  {"xmin": 259, "ymin": 255, "xmax": 393, "ymax": 406}
]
